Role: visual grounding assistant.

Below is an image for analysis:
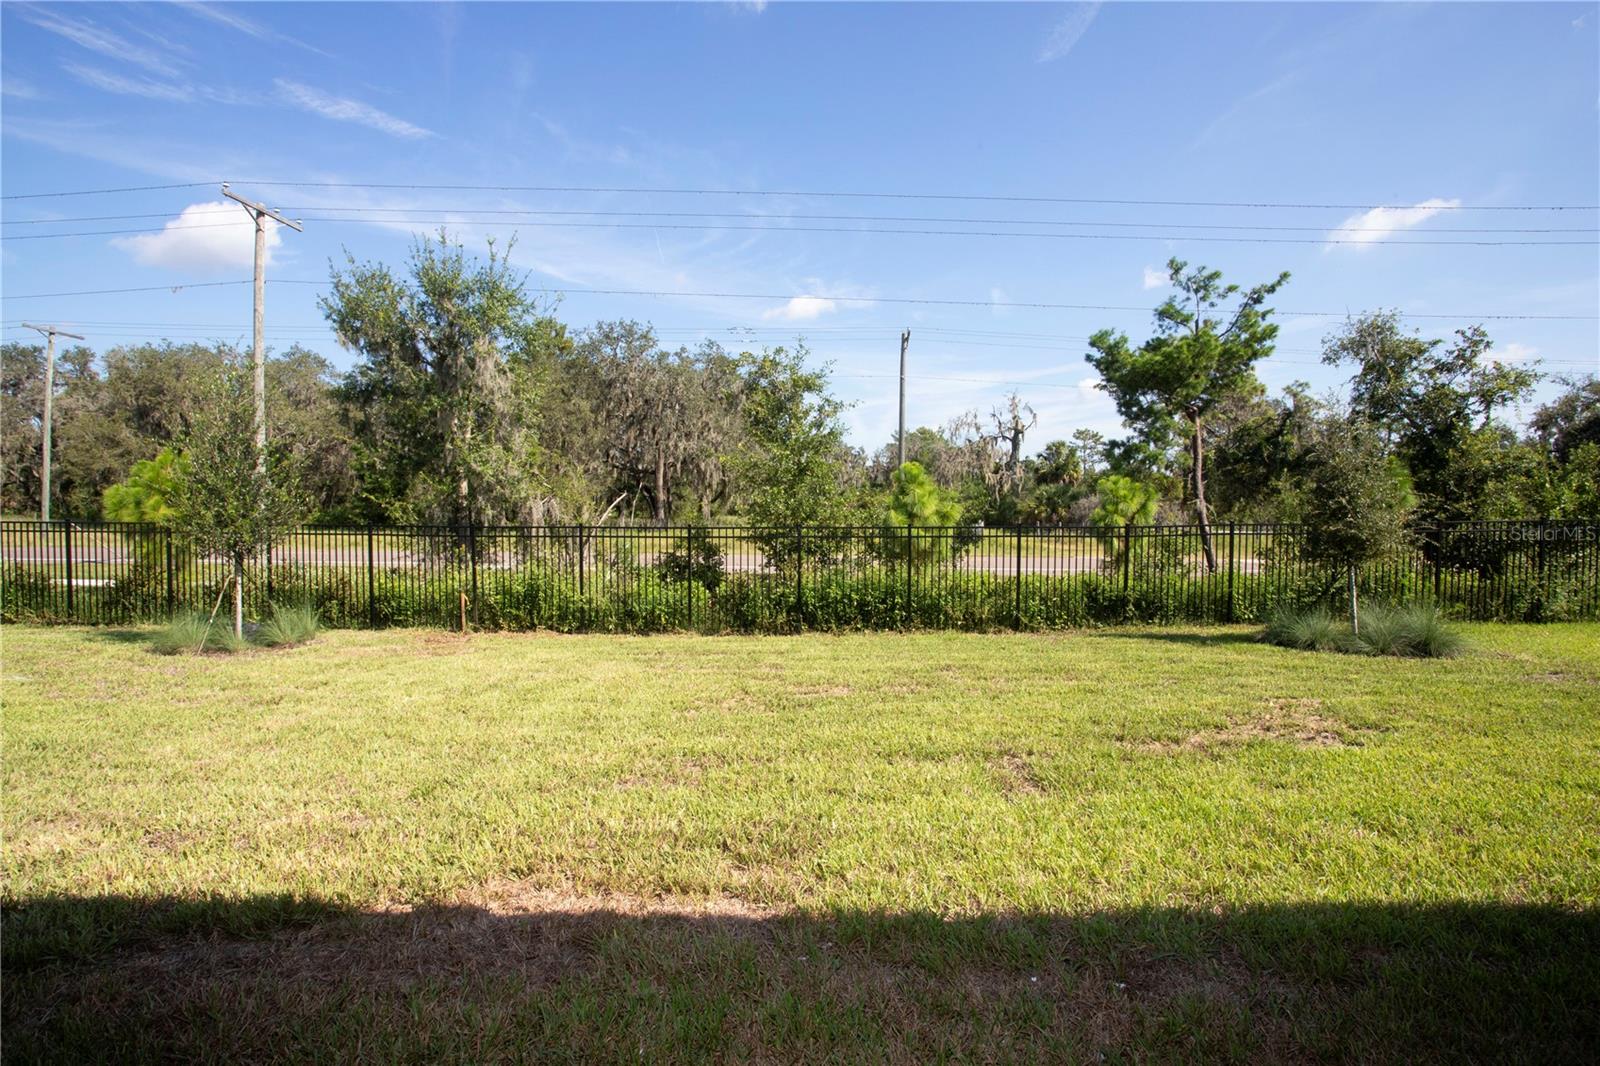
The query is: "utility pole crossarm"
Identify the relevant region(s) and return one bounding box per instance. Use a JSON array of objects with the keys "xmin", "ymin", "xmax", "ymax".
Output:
[
  {"xmin": 220, "ymin": 183, "xmax": 304, "ymax": 231},
  {"xmin": 21, "ymin": 323, "xmax": 86, "ymax": 341}
]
